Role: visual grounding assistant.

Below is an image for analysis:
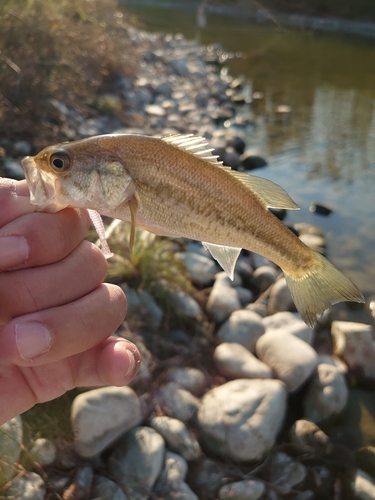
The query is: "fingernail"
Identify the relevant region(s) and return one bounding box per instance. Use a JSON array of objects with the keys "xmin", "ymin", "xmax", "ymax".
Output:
[
  {"xmin": 15, "ymin": 322, "xmax": 52, "ymax": 360},
  {"xmin": 0, "ymin": 236, "xmax": 29, "ymax": 269},
  {"xmin": 124, "ymin": 344, "xmax": 140, "ymax": 377}
]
